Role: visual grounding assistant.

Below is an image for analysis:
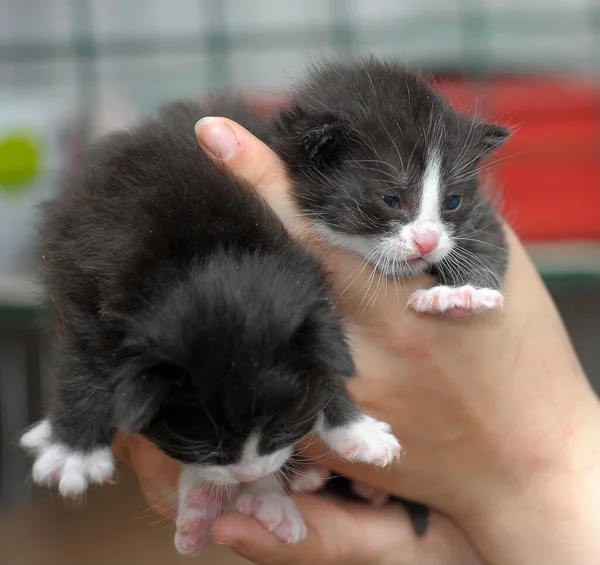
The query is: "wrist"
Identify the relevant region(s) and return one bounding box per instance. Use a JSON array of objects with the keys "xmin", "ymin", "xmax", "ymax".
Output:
[{"xmin": 463, "ymin": 418, "xmax": 600, "ymax": 565}]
